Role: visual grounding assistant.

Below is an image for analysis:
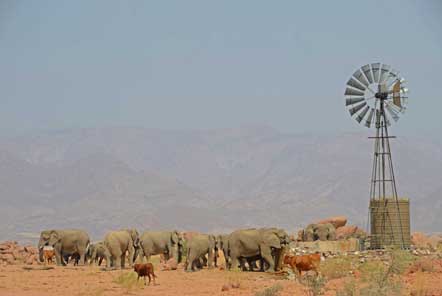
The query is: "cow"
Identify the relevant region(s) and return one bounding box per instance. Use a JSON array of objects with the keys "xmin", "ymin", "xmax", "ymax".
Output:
[
  {"xmin": 133, "ymin": 263, "xmax": 157, "ymax": 286},
  {"xmin": 43, "ymin": 249, "xmax": 55, "ymax": 265},
  {"xmin": 283, "ymin": 253, "xmax": 322, "ymax": 278}
]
